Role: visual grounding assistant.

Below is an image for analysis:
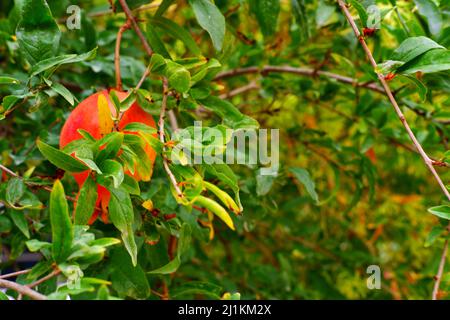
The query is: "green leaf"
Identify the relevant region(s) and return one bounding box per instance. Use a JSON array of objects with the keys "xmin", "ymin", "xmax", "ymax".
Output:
[
  {"xmin": 348, "ymin": 0, "xmax": 368, "ymax": 26},
  {"xmin": 25, "ymin": 239, "xmax": 52, "ymax": 252},
  {"xmin": 148, "ymin": 224, "xmax": 191, "ymax": 274},
  {"xmin": 37, "ymin": 139, "xmax": 89, "ymax": 172},
  {"xmin": 99, "ymin": 159, "xmax": 124, "ymax": 189},
  {"xmin": 123, "ymin": 122, "xmax": 157, "ymax": 135},
  {"xmin": 16, "ymin": 0, "xmax": 61, "ymax": 65},
  {"xmin": 0, "ymin": 291, "xmax": 9, "ymax": 300},
  {"xmin": 90, "ymin": 238, "xmax": 121, "ymax": 248},
  {"xmin": 291, "ymin": 0, "xmax": 309, "ymax": 42},
  {"xmin": 6, "ymin": 178, "xmax": 26, "ymax": 206},
  {"xmin": 391, "ymin": 37, "xmax": 444, "ymax": 63},
  {"xmin": 9, "ymin": 210, "xmax": 30, "ymax": 238},
  {"xmin": 122, "ymin": 175, "xmax": 140, "ymax": 195},
  {"xmin": 110, "ymin": 248, "xmax": 150, "ymax": 299},
  {"xmin": 148, "ymin": 16, "xmax": 202, "ymax": 56},
  {"xmin": 424, "ymin": 226, "xmax": 445, "ymax": 247},
  {"xmin": 74, "ymin": 176, "xmax": 98, "ymax": 225},
  {"xmin": 74, "ymin": 145, "xmax": 102, "ymax": 174},
  {"xmin": 428, "ymin": 205, "xmax": 450, "ymax": 220},
  {"xmin": 290, "ymin": 167, "xmax": 319, "ymax": 204},
  {"xmin": 155, "ymin": 0, "xmax": 176, "ymax": 16},
  {"xmin": 400, "ymin": 75, "xmax": 427, "ymax": 102},
  {"xmin": 146, "ymin": 26, "xmax": 172, "ymax": 59},
  {"xmin": 0, "ymin": 216, "xmax": 12, "ymax": 233},
  {"xmin": 166, "ymin": 61, "xmax": 191, "ymax": 93},
  {"xmin": 50, "ymin": 180, "xmax": 73, "ymax": 263},
  {"xmin": 249, "ymin": 0, "xmax": 280, "ymax": 37},
  {"xmin": 108, "ymin": 187, "xmax": 137, "ymax": 266},
  {"xmin": 398, "ymin": 49, "xmax": 450, "ymax": 74},
  {"xmin": 171, "ymin": 281, "xmax": 222, "ymax": 299},
  {"xmin": 47, "ymin": 80, "xmax": 75, "ymax": 106},
  {"xmin": 95, "ymin": 132, "xmax": 124, "ymax": 164},
  {"xmin": 30, "ymin": 48, "xmax": 97, "ymax": 77},
  {"xmin": 375, "ymin": 60, "xmax": 405, "ymax": 76},
  {"xmin": 0, "ymin": 76, "xmax": 20, "ymax": 84},
  {"xmin": 315, "ymin": 0, "xmax": 336, "ymax": 28},
  {"xmin": 200, "ymin": 96, "xmax": 259, "ymax": 130},
  {"xmin": 189, "ymin": 0, "xmax": 226, "ymax": 51},
  {"xmin": 413, "ymin": 0, "xmax": 442, "ymax": 36}
]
